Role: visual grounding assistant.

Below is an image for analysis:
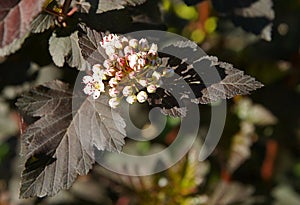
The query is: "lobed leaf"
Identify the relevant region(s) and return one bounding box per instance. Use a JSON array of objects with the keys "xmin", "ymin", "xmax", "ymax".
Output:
[
  {"xmin": 78, "ymin": 25, "xmax": 106, "ymax": 67},
  {"xmin": 48, "ymin": 30, "xmax": 91, "ymax": 70},
  {"xmin": 152, "ymin": 44, "xmax": 263, "ymax": 117},
  {"xmin": 49, "ymin": 33, "xmax": 72, "ymax": 67},
  {"xmin": 16, "ymin": 80, "xmax": 126, "ymax": 198}
]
